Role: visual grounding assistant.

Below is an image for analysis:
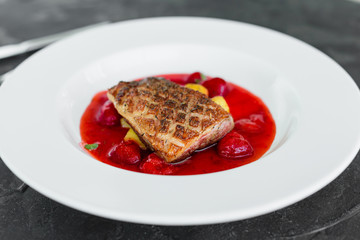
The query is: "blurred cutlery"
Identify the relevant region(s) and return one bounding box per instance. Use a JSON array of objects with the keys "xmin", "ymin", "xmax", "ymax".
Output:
[{"xmin": 0, "ymin": 21, "xmax": 109, "ymax": 60}]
